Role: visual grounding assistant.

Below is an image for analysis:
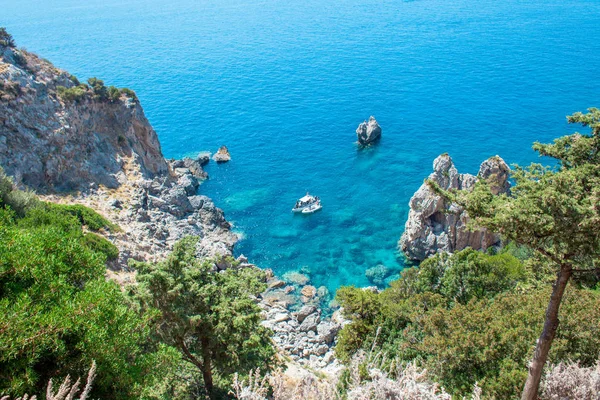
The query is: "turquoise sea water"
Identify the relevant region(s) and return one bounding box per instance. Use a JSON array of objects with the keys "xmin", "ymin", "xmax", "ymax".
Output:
[{"xmin": 5, "ymin": 0, "xmax": 600, "ymax": 295}]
